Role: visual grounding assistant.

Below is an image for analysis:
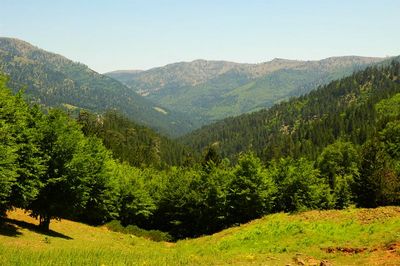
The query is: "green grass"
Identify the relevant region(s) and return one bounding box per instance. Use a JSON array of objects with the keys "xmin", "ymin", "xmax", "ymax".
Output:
[{"xmin": 1, "ymin": 207, "xmax": 400, "ymax": 265}]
